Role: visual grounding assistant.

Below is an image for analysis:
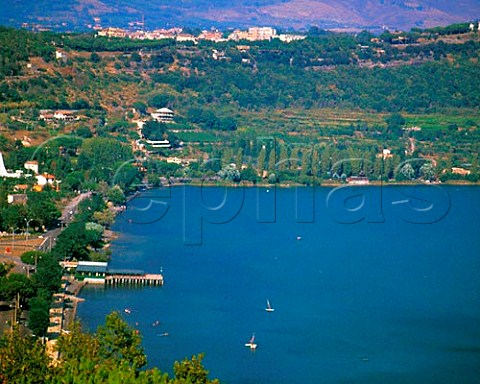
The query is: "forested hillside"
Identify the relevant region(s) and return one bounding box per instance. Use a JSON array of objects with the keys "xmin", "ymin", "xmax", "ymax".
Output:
[{"xmin": 0, "ymin": 24, "xmax": 479, "ymax": 194}]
